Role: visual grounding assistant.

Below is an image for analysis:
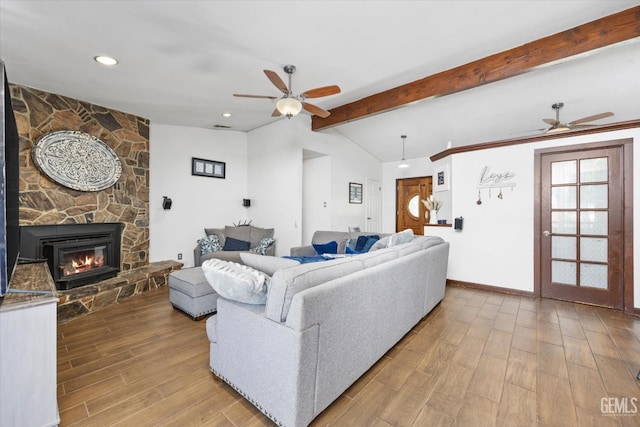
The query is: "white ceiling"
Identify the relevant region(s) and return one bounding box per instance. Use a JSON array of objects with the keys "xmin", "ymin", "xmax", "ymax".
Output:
[{"xmin": 1, "ymin": 1, "xmax": 639, "ymax": 162}]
